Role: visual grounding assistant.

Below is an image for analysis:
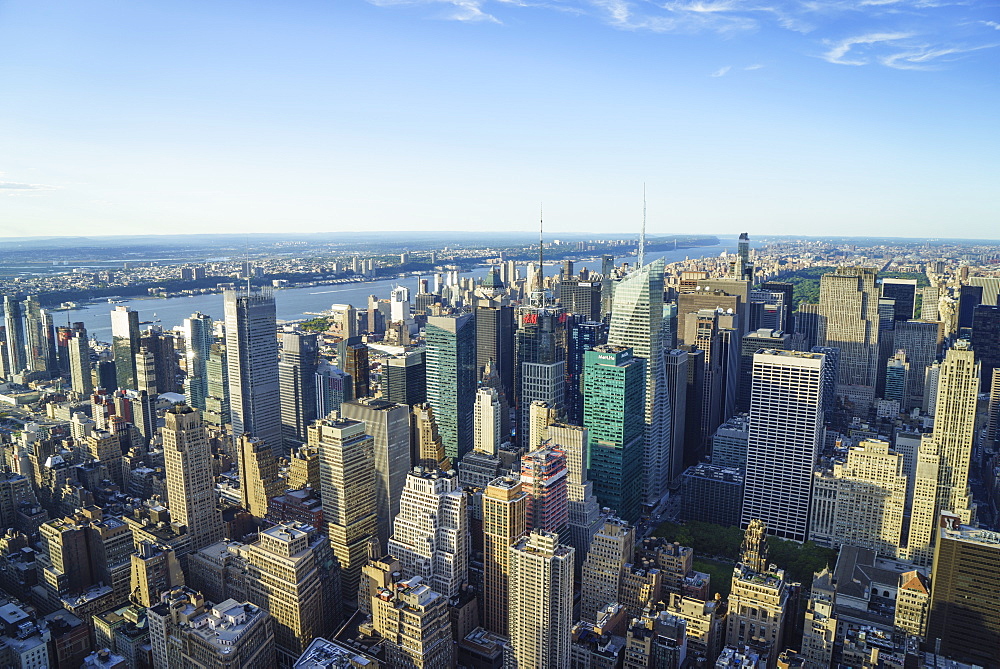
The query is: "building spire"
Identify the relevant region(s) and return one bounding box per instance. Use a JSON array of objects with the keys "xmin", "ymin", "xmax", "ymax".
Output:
[
  {"xmin": 638, "ymin": 183, "xmax": 646, "ymax": 268},
  {"xmin": 537, "ymin": 203, "xmax": 544, "ymax": 290}
]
